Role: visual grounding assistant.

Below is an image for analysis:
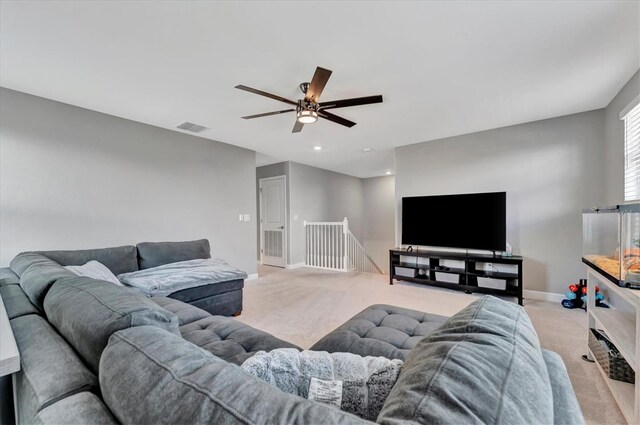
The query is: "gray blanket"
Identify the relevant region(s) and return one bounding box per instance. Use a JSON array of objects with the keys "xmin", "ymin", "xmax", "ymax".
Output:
[
  {"xmin": 117, "ymin": 258, "xmax": 247, "ymax": 297},
  {"xmin": 241, "ymin": 348, "xmax": 403, "ymax": 421}
]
